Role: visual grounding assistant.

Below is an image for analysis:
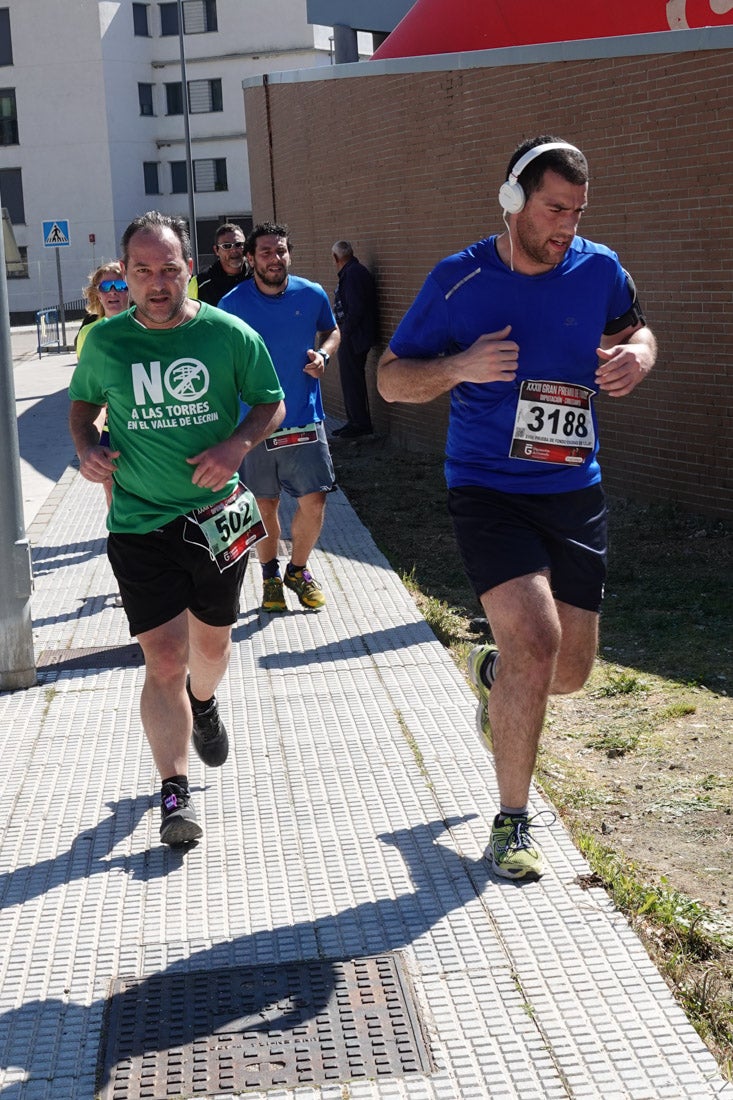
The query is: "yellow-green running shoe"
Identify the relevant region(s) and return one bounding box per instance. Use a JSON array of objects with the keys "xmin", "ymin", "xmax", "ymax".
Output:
[
  {"xmin": 262, "ymin": 576, "xmax": 287, "ymax": 612},
  {"xmin": 284, "ymin": 567, "xmax": 326, "ymax": 609},
  {"xmin": 489, "ymin": 812, "xmax": 555, "ymax": 880},
  {"xmin": 466, "ymin": 644, "xmax": 498, "ymax": 748}
]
